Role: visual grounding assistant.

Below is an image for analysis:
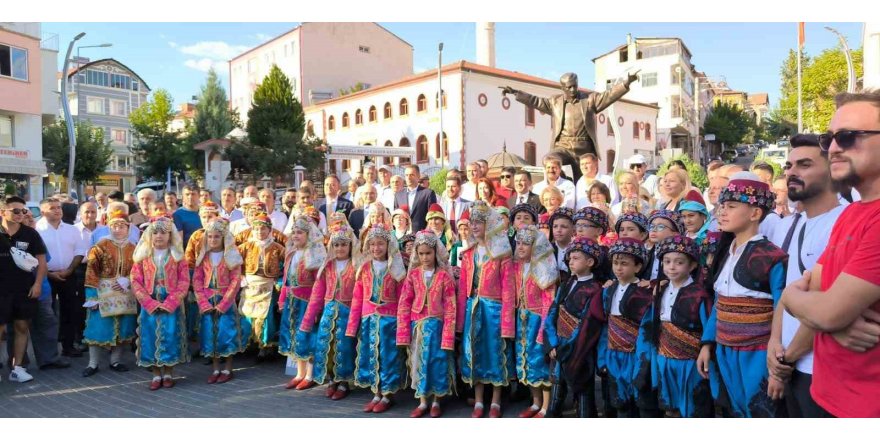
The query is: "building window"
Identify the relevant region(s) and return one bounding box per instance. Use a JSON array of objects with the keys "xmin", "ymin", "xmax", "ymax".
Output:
[
  {"xmin": 416, "ymin": 135, "xmax": 429, "ymax": 163},
  {"xmin": 132, "ymin": 80, "xmax": 139, "ymax": 91},
  {"xmin": 607, "ymin": 117, "xmax": 614, "ymax": 136},
  {"xmin": 342, "ymin": 112, "xmax": 349, "ymax": 128},
  {"xmin": 399, "ymin": 99, "xmax": 409, "ymax": 116},
  {"xmin": 383, "ymin": 102, "xmax": 392, "ymax": 119},
  {"xmin": 525, "ymin": 106, "xmax": 535, "ymax": 126},
  {"xmin": 640, "ymin": 72, "xmax": 657, "ymax": 87},
  {"xmin": 524, "ymin": 141, "xmax": 536, "ymax": 166},
  {"xmin": 85, "ymin": 69, "xmax": 109, "ymax": 87},
  {"xmin": 110, "ymin": 100, "xmax": 126, "ymax": 117},
  {"xmin": 645, "ymin": 123, "xmax": 652, "ymax": 141},
  {"xmin": 359, "ymin": 45, "xmax": 370, "ymax": 53},
  {"xmin": 368, "ymin": 106, "xmax": 377, "ymax": 123},
  {"xmin": 618, "ymin": 48, "xmax": 628, "ymax": 63},
  {"xmin": 417, "ymin": 94, "xmax": 427, "ymax": 112},
  {"xmin": 671, "ymin": 96, "xmax": 682, "ymax": 118},
  {"xmin": 0, "ymin": 115, "xmax": 12, "ymax": 147},
  {"xmin": 306, "ymin": 121, "xmax": 315, "ymax": 137},
  {"xmin": 248, "ymin": 58, "xmax": 257, "ymax": 73},
  {"xmin": 435, "ymin": 132, "xmax": 448, "ymax": 159},
  {"xmin": 329, "ymin": 159, "xmax": 337, "ymax": 171},
  {"xmin": 290, "ymin": 42, "xmax": 296, "ymax": 55},
  {"xmin": 328, "ymin": 116, "xmax": 335, "ymax": 130},
  {"xmin": 112, "ymin": 129, "xmax": 127, "ymax": 145},
  {"xmin": 435, "ymin": 91, "xmax": 447, "ymax": 109},
  {"xmin": 384, "ymin": 140, "xmax": 393, "ymax": 147},
  {"xmin": 399, "ymin": 137, "xmax": 411, "ymax": 165},
  {"xmin": 342, "ymin": 160, "xmax": 350, "ymax": 171},
  {"xmin": 110, "ymin": 73, "xmax": 131, "ymax": 90},
  {"xmin": 671, "ymin": 65, "xmax": 684, "ymax": 85},
  {"xmin": 0, "ymin": 44, "xmax": 28, "ymax": 81},
  {"xmin": 355, "ymin": 109, "xmax": 363, "ymax": 125},
  {"xmin": 633, "ymin": 121, "xmax": 640, "ymax": 139},
  {"xmin": 87, "ymin": 97, "xmax": 105, "ymax": 115}
]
